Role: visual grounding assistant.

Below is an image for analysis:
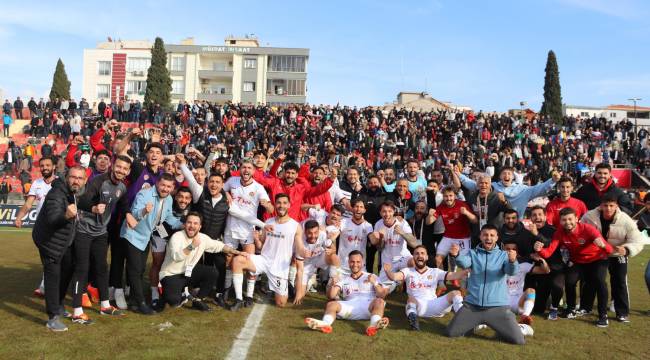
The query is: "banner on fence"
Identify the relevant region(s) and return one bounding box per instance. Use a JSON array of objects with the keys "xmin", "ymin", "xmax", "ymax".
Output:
[{"xmin": 0, "ymin": 205, "xmax": 36, "ymax": 228}]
